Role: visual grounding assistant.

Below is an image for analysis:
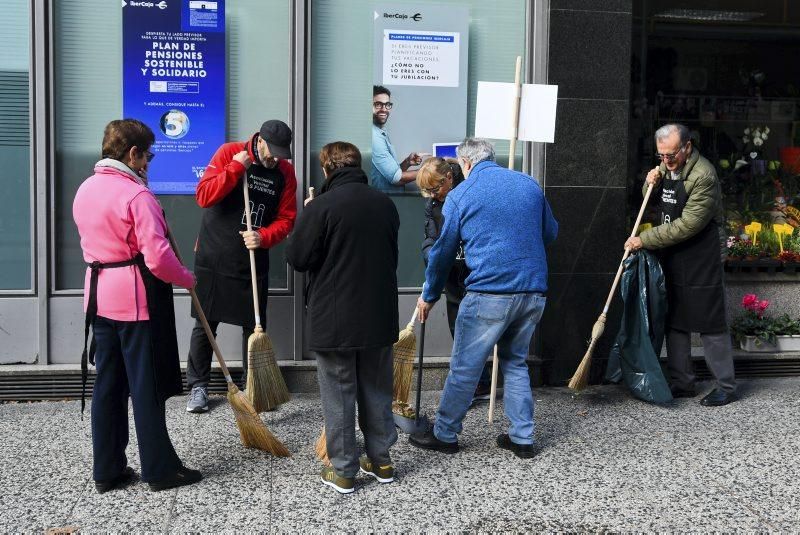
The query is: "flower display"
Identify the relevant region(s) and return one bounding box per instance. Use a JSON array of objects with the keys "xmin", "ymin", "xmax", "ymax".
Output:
[{"xmin": 731, "ymin": 292, "xmax": 800, "ymax": 346}]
